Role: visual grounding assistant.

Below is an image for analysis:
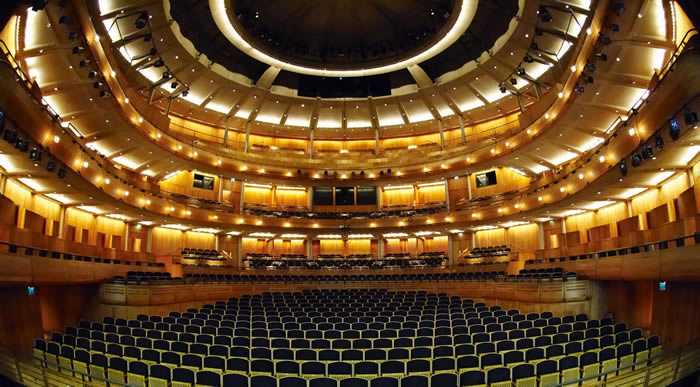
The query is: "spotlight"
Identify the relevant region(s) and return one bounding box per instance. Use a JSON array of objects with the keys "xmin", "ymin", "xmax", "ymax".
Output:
[
  {"xmin": 574, "ymin": 84, "xmax": 585, "ymax": 94},
  {"xmin": 134, "ymin": 12, "xmax": 149, "ymax": 29},
  {"xmin": 15, "ymin": 136, "xmax": 28, "ymax": 152},
  {"xmin": 162, "ymin": 72, "xmax": 172, "ymax": 80},
  {"xmin": 537, "ymin": 6, "xmax": 552, "ymax": 22},
  {"xmin": 631, "ymin": 153, "xmax": 642, "ymax": 167},
  {"xmin": 669, "ymin": 118, "xmax": 681, "ymax": 140},
  {"xmin": 79, "ymin": 59, "xmax": 91, "ymax": 68},
  {"xmin": 29, "ymin": 147, "xmax": 41, "ymax": 162},
  {"xmin": 181, "ymin": 89, "xmax": 189, "ymax": 97},
  {"xmin": 684, "ymin": 111, "xmax": 698, "ymax": 125},
  {"xmin": 386, "ymin": 168, "xmax": 392, "ymax": 176},
  {"xmin": 68, "ymin": 32, "xmax": 78, "ymax": 40},
  {"xmin": 509, "ymin": 78, "xmax": 517, "ymax": 85},
  {"xmin": 612, "ymin": 2, "xmax": 625, "ymax": 16},
  {"xmin": 594, "ymin": 53, "xmax": 608, "ymax": 61},
  {"xmin": 153, "ymin": 59, "xmax": 165, "ymax": 67},
  {"xmin": 499, "ymin": 85, "xmax": 507, "ymax": 94},
  {"xmin": 99, "ymin": 90, "xmax": 111, "ymax": 98},
  {"xmin": 619, "ymin": 160, "xmax": 627, "ymax": 176},
  {"xmin": 88, "ymin": 71, "xmax": 97, "ymax": 79},
  {"xmin": 46, "ymin": 159, "xmax": 56, "ymax": 172},
  {"xmin": 93, "ymin": 81, "xmax": 104, "ymax": 89},
  {"xmin": 170, "ymin": 82, "xmax": 179, "ymax": 89},
  {"xmin": 516, "ymin": 67, "xmax": 526, "ymax": 76},
  {"xmin": 30, "ymin": 0, "xmax": 48, "ymax": 11},
  {"xmin": 57, "ymin": 168, "xmax": 66, "ymax": 179},
  {"xmin": 642, "ymin": 145, "xmax": 654, "ymax": 160},
  {"xmin": 523, "ymin": 55, "xmax": 534, "ymax": 63},
  {"xmin": 72, "ymin": 46, "xmax": 86, "ymax": 55},
  {"xmin": 58, "ymin": 16, "xmax": 71, "ymax": 24},
  {"xmin": 655, "ymin": 135, "xmax": 665, "ymax": 149}
]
